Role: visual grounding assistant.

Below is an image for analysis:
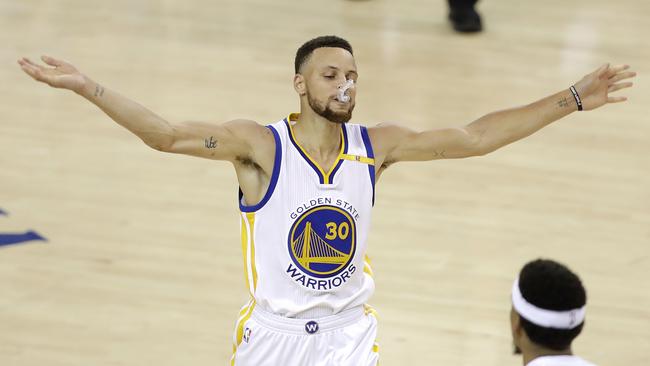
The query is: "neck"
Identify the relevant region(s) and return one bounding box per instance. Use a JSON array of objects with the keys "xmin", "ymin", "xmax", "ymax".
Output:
[
  {"xmin": 293, "ymin": 107, "xmax": 342, "ymax": 155},
  {"xmin": 522, "ymin": 345, "xmax": 573, "ymax": 366}
]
